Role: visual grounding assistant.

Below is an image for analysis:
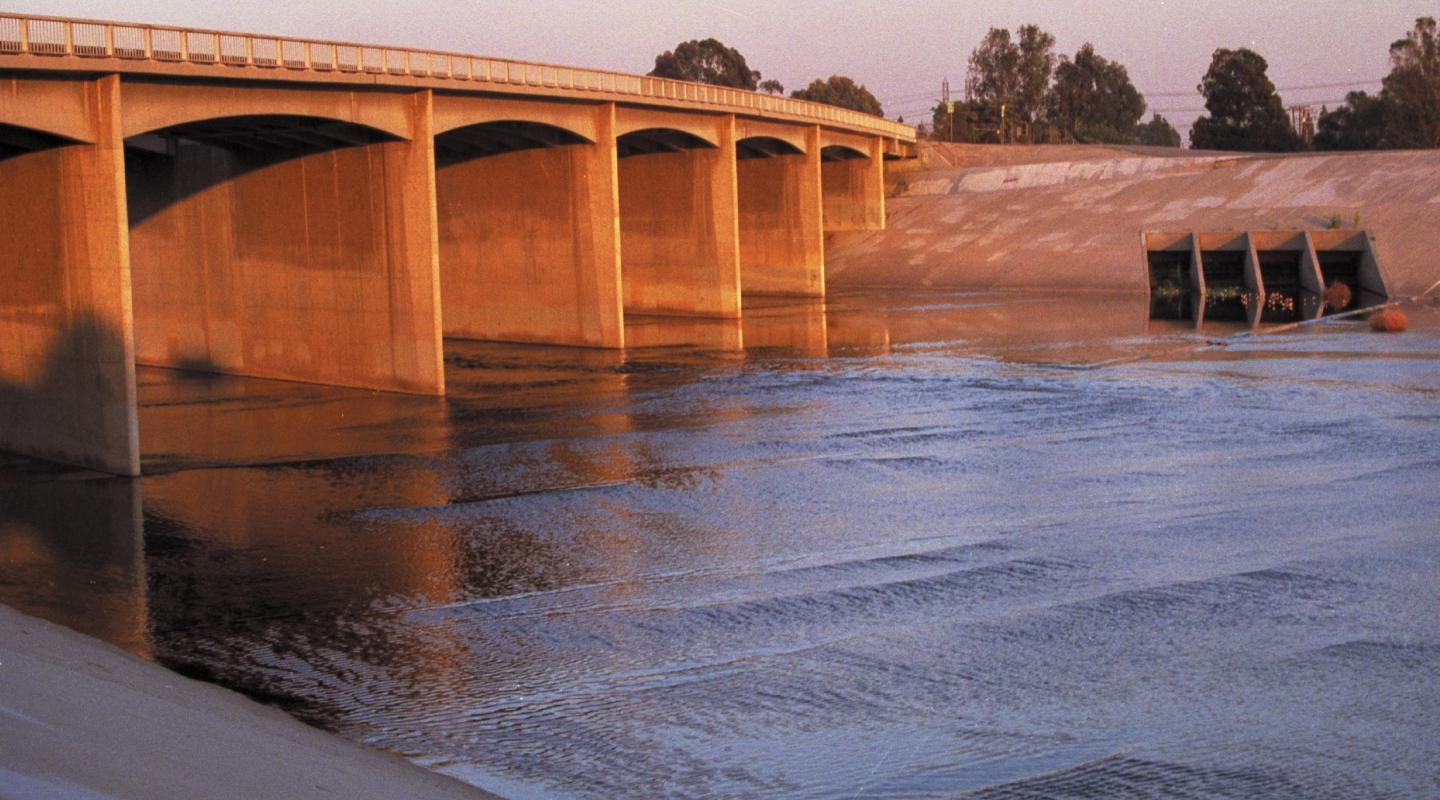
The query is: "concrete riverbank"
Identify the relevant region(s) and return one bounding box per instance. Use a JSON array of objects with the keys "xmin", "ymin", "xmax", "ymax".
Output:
[
  {"xmin": 832, "ymin": 144, "xmax": 1440, "ymax": 296},
  {"xmin": 0, "ymin": 603, "xmax": 497, "ymax": 800}
]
